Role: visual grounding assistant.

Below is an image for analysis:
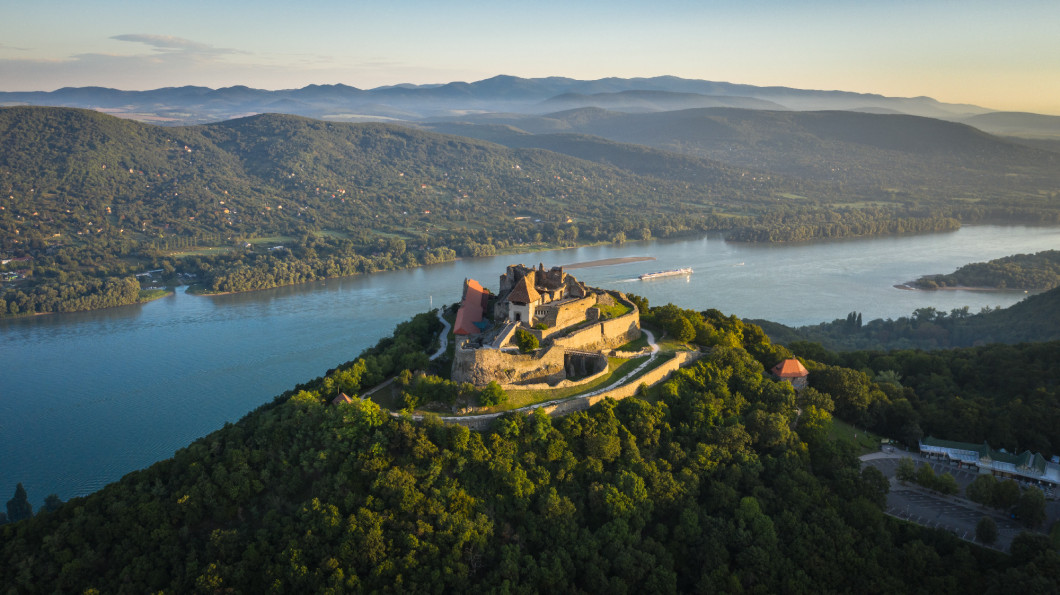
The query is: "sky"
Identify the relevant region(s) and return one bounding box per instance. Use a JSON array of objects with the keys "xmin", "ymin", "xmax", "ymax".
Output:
[{"xmin": 2, "ymin": 0, "xmax": 1059, "ymax": 114}]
